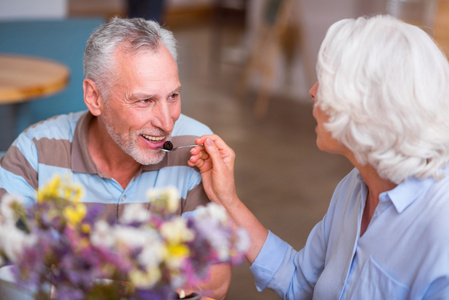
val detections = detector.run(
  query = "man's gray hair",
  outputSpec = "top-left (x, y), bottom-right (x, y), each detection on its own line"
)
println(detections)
top-left (83, 17), bottom-right (177, 98)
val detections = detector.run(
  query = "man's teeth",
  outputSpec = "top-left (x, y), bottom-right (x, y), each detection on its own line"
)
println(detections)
top-left (141, 134), bottom-right (165, 142)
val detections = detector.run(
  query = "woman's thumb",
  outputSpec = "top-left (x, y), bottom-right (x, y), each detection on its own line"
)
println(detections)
top-left (204, 138), bottom-right (226, 170)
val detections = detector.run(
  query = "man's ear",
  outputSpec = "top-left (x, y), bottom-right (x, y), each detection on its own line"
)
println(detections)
top-left (83, 78), bottom-right (104, 116)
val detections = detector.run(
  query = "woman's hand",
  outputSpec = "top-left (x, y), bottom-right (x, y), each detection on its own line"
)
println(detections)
top-left (188, 135), bottom-right (237, 208)
top-left (189, 134), bottom-right (269, 263)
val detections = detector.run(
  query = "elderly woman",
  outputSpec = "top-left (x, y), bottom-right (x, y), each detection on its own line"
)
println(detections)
top-left (188, 15), bottom-right (449, 299)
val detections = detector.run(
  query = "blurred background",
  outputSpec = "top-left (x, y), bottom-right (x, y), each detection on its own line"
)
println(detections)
top-left (1, 0), bottom-right (448, 298)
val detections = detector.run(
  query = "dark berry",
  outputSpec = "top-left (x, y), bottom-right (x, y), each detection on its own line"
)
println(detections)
top-left (163, 141), bottom-right (173, 151)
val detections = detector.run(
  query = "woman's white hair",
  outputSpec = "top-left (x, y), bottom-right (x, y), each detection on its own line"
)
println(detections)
top-left (317, 15), bottom-right (449, 184)
top-left (83, 17), bottom-right (177, 99)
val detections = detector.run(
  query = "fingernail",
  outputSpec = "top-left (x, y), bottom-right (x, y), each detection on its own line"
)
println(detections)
top-left (206, 138), bottom-right (213, 146)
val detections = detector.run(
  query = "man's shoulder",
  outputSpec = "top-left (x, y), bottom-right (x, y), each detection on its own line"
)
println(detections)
top-left (21, 111), bottom-right (87, 141)
top-left (172, 114), bottom-right (213, 137)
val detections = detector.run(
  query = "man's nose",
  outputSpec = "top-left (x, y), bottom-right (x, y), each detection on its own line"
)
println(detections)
top-left (153, 101), bottom-right (173, 132)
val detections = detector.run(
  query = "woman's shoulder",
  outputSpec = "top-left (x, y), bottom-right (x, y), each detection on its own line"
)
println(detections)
top-left (333, 168), bottom-right (363, 195)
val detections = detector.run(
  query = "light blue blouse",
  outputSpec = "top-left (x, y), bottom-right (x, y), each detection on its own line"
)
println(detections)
top-left (251, 167), bottom-right (449, 299)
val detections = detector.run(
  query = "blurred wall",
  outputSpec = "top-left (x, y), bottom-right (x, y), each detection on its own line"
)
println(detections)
top-left (238, 0), bottom-right (386, 101)
top-left (0, 0), bottom-right (68, 20)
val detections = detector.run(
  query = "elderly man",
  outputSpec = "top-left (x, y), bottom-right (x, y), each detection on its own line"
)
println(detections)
top-left (0, 17), bottom-right (230, 299)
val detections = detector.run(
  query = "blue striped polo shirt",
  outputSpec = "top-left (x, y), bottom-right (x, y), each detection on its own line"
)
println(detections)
top-left (0, 111), bottom-right (213, 218)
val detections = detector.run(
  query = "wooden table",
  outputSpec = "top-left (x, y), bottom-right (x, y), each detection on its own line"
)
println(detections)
top-left (0, 53), bottom-right (70, 104)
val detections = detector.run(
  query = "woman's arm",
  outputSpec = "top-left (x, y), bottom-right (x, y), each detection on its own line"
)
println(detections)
top-left (188, 135), bottom-right (268, 263)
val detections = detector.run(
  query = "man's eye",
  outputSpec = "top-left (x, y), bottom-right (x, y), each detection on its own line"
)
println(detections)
top-left (169, 93), bottom-right (179, 100)
top-left (140, 98), bottom-right (153, 103)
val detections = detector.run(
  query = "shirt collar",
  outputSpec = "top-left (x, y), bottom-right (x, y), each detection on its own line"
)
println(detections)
top-left (381, 175), bottom-right (435, 213)
top-left (356, 166), bottom-right (449, 214)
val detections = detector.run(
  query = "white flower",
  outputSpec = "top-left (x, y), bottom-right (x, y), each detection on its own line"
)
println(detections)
top-left (0, 223), bottom-right (36, 264)
top-left (112, 226), bottom-right (148, 249)
top-left (147, 186), bottom-right (180, 213)
top-left (160, 218), bottom-right (194, 244)
top-left (120, 203), bottom-right (150, 224)
top-left (138, 237), bottom-right (165, 269)
top-left (209, 231), bottom-right (231, 261)
top-left (236, 228), bottom-right (250, 253)
top-left (206, 203), bottom-right (228, 222)
top-left (90, 220), bottom-right (114, 248)
top-left (194, 203), bottom-right (228, 225)
top-left (0, 194), bottom-right (24, 224)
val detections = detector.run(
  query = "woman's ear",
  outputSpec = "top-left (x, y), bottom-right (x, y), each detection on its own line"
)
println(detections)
top-left (83, 78), bottom-right (103, 116)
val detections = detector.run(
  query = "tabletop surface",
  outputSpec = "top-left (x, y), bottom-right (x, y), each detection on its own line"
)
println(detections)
top-left (0, 53), bottom-right (70, 104)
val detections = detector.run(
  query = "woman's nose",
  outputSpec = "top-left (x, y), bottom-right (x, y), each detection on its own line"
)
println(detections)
top-left (309, 82), bottom-right (319, 98)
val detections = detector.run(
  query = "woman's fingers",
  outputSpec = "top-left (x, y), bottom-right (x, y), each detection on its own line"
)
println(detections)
top-left (189, 134), bottom-right (238, 207)
top-left (189, 134), bottom-right (235, 176)
top-left (202, 138), bottom-right (227, 173)
top-left (188, 145), bottom-right (210, 168)
top-left (197, 135), bottom-right (235, 161)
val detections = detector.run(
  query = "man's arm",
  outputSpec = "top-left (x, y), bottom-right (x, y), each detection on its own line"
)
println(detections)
top-left (0, 145), bottom-right (38, 207)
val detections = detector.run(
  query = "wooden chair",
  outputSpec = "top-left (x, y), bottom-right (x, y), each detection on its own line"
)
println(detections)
top-left (236, 0), bottom-right (313, 118)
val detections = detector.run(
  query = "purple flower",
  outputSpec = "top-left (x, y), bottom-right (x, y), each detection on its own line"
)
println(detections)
top-left (1, 182), bottom-right (249, 299)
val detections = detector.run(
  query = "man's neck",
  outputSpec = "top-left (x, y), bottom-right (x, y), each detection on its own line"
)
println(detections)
top-left (88, 117), bottom-right (141, 189)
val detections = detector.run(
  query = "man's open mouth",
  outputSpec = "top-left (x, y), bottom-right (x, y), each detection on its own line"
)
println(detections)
top-left (140, 134), bottom-right (165, 143)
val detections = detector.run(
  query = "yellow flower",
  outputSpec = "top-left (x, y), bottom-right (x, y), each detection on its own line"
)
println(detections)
top-left (167, 243), bottom-right (190, 258)
top-left (163, 243), bottom-right (190, 269)
top-left (81, 223), bottom-right (91, 234)
top-left (129, 268), bottom-right (161, 288)
top-left (37, 175), bottom-right (61, 203)
top-left (37, 174), bottom-right (85, 204)
top-left (63, 203), bottom-right (86, 226)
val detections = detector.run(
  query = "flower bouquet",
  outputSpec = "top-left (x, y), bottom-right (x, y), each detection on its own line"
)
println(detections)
top-left (0, 175), bottom-right (249, 299)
